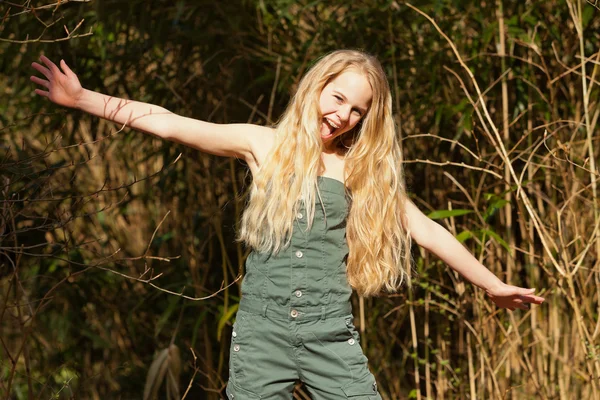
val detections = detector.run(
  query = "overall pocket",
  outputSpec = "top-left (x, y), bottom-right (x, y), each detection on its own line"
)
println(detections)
top-left (340, 315), bottom-right (368, 364)
top-left (340, 376), bottom-right (379, 399)
top-left (225, 380), bottom-right (262, 399)
top-left (229, 311), bottom-right (253, 384)
top-left (337, 316), bottom-right (380, 399)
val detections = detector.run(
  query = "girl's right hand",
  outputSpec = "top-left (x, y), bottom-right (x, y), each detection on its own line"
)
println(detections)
top-left (31, 55), bottom-right (83, 109)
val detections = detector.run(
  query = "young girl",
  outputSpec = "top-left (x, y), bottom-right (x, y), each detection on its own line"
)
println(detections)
top-left (31, 50), bottom-right (544, 399)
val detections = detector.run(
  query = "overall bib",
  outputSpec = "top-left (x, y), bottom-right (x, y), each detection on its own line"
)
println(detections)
top-left (226, 177), bottom-right (381, 400)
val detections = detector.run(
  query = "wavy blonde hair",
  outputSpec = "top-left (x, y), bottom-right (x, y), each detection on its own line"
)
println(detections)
top-left (237, 50), bottom-right (412, 297)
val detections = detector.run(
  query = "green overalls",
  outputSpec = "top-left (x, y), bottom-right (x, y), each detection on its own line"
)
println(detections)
top-left (226, 177), bottom-right (382, 400)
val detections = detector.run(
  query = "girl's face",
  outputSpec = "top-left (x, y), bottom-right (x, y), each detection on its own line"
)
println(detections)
top-left (319, 70), bottom-right (372, 142)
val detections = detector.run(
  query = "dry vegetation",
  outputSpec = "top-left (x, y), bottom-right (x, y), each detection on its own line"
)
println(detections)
top-left (0, 0), bottom-right (599, 399)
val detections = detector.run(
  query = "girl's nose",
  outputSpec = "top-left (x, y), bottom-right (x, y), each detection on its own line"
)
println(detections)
top-left (337, 105), bottom-right (352, 122)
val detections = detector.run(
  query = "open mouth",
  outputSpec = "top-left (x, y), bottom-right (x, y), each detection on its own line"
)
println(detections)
top-left (321, 118), bottom-right (340, 139)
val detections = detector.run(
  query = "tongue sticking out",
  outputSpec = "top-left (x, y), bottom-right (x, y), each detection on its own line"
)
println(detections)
top-left (321, 119), bottom-right (337, 139)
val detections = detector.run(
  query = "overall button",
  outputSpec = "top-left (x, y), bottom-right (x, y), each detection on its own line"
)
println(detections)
top-left (348, 338), bottom-right (355, 345)
top-left (290, 309), bottom-right (299, 318)
top-left (232, 331), bottom-right (237, 338)
top-left (295, 250), bottom-right (303, 258)
top-left (294, 290), bottom-right (302, 298)
top-left (233, 344), bottom-right (240, 352)
top-left (296, 212), bottom-right (303, 219)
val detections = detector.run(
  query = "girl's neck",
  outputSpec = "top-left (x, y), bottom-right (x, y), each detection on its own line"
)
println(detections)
top-left (323, 138), bottom-right (351, 156)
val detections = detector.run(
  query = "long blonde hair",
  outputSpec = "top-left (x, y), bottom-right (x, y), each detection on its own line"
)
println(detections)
top-left (237, 50), bottom-right (412, 297)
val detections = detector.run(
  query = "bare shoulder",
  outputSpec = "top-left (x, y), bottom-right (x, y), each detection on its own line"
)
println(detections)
top-left (245, 125), bottom-right (276, 176)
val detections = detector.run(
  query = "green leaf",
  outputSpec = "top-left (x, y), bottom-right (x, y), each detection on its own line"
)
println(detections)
top-left (480, 228), bottom-right (510, 252)
top-left (154, 295), bottom-right (181, 338)
top-left (190, 310), bottom-right (208, 348)
top-left (462, 111), bottom-right (472, 133)
top-left (583, 5), bottom-right (594, 28)
top-left (154, 232), bottom-right (174, 247)
top-left (456, 230), bottom-right (473, 243)
top-left (483, 194), bottom-right (510, 221)
top-left (427, 209), bottom-right (473, 219)
top-left (217, 303), bottom-right (239, 342)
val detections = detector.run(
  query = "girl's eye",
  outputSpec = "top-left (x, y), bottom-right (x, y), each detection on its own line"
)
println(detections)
top-left (353, 109), bottom-right (362, 117)
top-left (334, 95), bottom-right (343, 103)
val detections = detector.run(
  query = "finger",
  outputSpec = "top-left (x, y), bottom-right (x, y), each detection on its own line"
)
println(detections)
top-left (499, 285), bottom-right (532, 297)
top-left (60, 59), bottom-right (75, 77)
top-left (30, 75), bottom-right (50, 88)
top-left (40, 55), bottom-right (61, 75)
top-left (31, 62), bottom-right (52, 80)
top-left (519, 303), bottom-right (530, 311)
top-left (35, 89), bottom-right (49, 98)
top-left (519, 287), bottom-right (536, 295)
top-left (519, 294), bottom-right (545, 304)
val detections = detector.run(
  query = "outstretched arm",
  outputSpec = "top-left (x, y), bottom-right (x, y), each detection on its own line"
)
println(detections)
top-left (31, 55), bottom-right (270, 162)
top-left (404, 199), bottom-right (545, 310)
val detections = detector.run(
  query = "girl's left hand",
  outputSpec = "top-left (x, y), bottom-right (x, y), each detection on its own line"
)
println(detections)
top-left (486, 283), bottom-right (545, 311)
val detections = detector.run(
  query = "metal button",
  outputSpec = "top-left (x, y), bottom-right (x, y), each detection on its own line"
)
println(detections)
top-left (295, 250), bottom-right (303, 258)
top-left (294, 290), bottom-right (302, 298)
top-left (373, 382), bottom-right (377, 392)
top-left (233, 344), bottom-right (240, 352)
top-left (232, 331), bottom-right (237, 338)
top-left (296, 212), bottom-right (303, 219)
top-left (348, 338), bottom-right (355, 345)
top-left (290, 309), bottom-right (299, 318)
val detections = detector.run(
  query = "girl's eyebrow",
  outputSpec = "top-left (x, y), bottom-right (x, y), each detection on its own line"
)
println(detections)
top-left (333, 90), bottom-right (368, 114)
